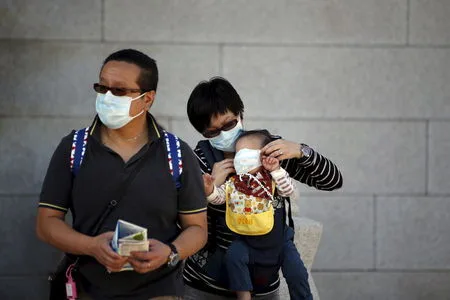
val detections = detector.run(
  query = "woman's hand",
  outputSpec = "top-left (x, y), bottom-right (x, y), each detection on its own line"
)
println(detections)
top-left (211, 158), bottom-right (235, 186)
top-left (261, 139), bottom-right (302, 161)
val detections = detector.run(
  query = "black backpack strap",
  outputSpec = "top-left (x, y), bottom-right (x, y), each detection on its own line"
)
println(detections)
top-left (70, 127), bottom-right (90, 176)
top-left (163, 131), bottom-right (183, 189)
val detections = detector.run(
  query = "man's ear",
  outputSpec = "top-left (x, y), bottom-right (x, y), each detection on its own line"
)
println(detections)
top-left (144, 91), bottom-right (156, 110)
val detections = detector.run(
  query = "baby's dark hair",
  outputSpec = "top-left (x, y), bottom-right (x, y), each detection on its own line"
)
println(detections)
top-left (236, 129), bottom-right (273, 148)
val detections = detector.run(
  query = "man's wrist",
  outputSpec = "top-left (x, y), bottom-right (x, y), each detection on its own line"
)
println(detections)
top-left (84, 235), bottom-right (97, 257)
top-left (167, 243), bottom-right (180, 267)
top-left (165, 243), bottom-right (172, 258)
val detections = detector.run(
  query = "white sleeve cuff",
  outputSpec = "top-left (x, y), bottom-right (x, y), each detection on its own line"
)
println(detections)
top-left (270, 167), bottom-right (288, 180)
top-left (206, 185), bottom-right (220, 202)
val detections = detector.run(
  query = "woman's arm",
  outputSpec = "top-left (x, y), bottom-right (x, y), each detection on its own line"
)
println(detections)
top-left (262, 139), bottom-right (343, 191)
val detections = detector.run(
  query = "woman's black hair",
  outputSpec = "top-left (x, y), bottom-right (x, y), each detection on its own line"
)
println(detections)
top-left (187, 77), bottom-right (244, 133)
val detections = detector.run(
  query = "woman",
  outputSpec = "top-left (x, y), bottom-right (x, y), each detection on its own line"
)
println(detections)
top-left (183, 77), bottom-right (343, 300)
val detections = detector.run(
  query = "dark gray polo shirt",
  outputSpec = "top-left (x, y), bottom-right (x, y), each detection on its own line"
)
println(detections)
top-left (39, 114), bottom-right (206, 299)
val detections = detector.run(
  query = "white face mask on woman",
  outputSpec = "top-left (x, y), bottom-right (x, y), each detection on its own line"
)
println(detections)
top-left (234, 148), bottom-right (262, 175)
top-left (208, 120), bottom-right (243, 152)
top-left (95, 91), bottom-right (146, 129)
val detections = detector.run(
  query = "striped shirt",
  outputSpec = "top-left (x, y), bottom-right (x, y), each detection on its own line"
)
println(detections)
top-left (183, 140), bottom-right (343, 296)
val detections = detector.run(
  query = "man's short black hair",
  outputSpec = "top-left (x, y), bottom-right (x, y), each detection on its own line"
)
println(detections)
top-left (102, 49), bottom-right (158, 92)
top-left (236, 129), bottom-right (273, 148)
top-left (187, 77), bottom-right (244, 133)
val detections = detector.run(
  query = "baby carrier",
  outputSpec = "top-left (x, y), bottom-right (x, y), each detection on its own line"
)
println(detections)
top-left (198, 140), bottom-right (296, 293)
top-left (225, 171), bottom-right (276, 236)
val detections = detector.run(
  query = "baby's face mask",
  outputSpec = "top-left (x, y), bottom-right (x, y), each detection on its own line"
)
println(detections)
top-left (234, 148), bottom-right (262, 175)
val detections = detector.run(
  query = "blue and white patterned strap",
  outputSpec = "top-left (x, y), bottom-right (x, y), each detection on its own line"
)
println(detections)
top-left (164, 131), bottom-right (183, 189)
top-left (70, 127), bottom-right (89, 176)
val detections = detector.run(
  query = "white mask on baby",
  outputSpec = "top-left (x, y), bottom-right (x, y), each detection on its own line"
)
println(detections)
top-left (234, 148), bottom-right (262, 175)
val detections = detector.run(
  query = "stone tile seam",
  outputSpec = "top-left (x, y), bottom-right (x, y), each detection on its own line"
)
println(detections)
top-left (101, 0), bottom-right (105, 43)
top-left (2, 115), bottom-right (450, 123)
top-left (406, 0), bottom-right (411, 45)
top-left (1, 38), bottom-right (450, 49)
top-left (218, 43), bottom-right (224, 76)
top-left (161, 117), bottom-right (450, 123)
top-left (312, 269), bottom-right (450, 273)
top-left (425, 120), bottom-right (430, 195)
top-left (373, 195), bottom-right (377, 270)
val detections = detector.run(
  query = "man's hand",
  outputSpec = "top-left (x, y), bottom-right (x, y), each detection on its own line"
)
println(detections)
top-left (128, 239), bottom-right (171, 274)
top-left (87, 232), bottom-right (128, 272)
top-left (262, 156), bottom-right (280, 172)
top-left (261, 139), bottom-right (302, 161)
top-left (203, 173), bottom-right (215, 196)
top-left (211, 158), bottom-right (235, 186)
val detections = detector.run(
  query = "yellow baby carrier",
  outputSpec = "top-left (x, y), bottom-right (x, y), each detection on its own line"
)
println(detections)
top-left (225, 172), bottom-right (275, 236)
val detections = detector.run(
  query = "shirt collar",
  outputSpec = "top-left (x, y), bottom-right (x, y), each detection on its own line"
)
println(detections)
top-left (89, 112), bottom-right (162, 143)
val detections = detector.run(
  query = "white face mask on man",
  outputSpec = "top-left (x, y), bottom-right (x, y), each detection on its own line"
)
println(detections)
top-left (234, 148), bottom-right (262, 175)
top-left (95, 91), bottom-right (146, 129)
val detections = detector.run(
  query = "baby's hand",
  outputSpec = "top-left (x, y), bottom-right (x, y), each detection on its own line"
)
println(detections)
top-left (262, 156), bottom-right (280, 172)
top-left (202, 174), bottom-right (215, 196)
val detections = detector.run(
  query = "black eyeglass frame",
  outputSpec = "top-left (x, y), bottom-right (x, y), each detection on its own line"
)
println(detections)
top-left (93, 83), bottom-right (147, 96)
top-left (202, 119), bottom-right (239, 138)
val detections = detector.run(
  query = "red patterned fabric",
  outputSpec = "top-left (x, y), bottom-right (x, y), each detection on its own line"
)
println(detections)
top-left (231, 169), bottom-right (273, 200)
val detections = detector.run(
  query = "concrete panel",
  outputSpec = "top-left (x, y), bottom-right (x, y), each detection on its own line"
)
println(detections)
top-left (0, 196), bottom-right (61, 276)
top-left (0, 276), bottom-right (48, 300)
top-left (170, 118), bottom-right (204, 149)
top-left (314, 272), bottom-right (450, 300)
top-left (410, 0), bottom-right (450, 45)
top-left (428, 122), bottom-right (450, 194)
top-left (0, 117), bottom-right (92, 194)
top-left (105, 0), bottom-right (407, 44)
top-left (0, 42), bottom-right (104, 116)
top-left (223, 47), bottom-right (450, 119)
top-left (300, 196), bottom-right (373, 269)
top-left (133, 46), bottom-right (220, 118)
top-left (377, 197), bottom-right (450, 269)
top-left (0, 41), bottom-right (219, 117)
top-left (244, 119), bottom-right (426, 194)
top-left (0, 0), bottom-right (101, 40)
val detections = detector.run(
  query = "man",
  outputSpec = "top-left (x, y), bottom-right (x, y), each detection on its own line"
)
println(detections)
top-left (183, 77), bottom-right (343, 299)
top-left (37, 49), bottom-right (208, 300)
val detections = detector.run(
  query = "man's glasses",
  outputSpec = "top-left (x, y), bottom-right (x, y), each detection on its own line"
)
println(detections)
top-left (203, 119), bottom-right (239, 138)
top-left (93, 83), bottom-right (144, 97)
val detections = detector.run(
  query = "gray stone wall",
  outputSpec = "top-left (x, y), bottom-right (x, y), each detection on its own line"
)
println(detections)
top-left (0, 1), bottom-right (449, 299)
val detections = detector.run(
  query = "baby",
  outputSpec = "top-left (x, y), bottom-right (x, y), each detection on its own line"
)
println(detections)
top-left (203, 129), bottom-right (298, 300)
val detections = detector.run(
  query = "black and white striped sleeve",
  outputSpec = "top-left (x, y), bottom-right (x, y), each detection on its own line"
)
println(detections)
top-left (281, 145), bottom-right (343, 191)
top-left (193, 146), bottom-right (211, 174)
